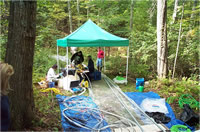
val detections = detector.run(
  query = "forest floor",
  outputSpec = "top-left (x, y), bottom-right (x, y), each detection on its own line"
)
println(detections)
top-left (28, 76), bottom-right (199, 131)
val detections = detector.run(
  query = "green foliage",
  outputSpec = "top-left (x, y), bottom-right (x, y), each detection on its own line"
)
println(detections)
top-left (33, 49), bottom-right (56, 82)
top-left (0, 1), bottom-right (9, 61)
top-left (106, 56), bottom-right (127, 76)
top-left (167, 0), bottom-right (199, 78)
top-left (148, 77), bottom-right (199, 107)
top-left (32, 85), bottom-right (62, 130)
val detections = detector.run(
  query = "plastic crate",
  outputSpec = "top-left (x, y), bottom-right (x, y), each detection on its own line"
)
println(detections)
top-left (94, 71), bottom-right (101, 80)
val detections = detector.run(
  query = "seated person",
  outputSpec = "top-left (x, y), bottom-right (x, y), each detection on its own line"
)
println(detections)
top-left (86, 55), bottom-right (94, 81)
top-left (46, 64), bottom-right (59, 82)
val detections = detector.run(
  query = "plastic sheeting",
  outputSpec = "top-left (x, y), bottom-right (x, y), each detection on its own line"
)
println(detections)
top-left (125, 92), bottom-right (195, 131)
top-left (140, 98), bottom-right (169, 114)
top-left (51, 55), bottom-right (68, 62)
top-left (56, 95), bottom-right (111, 132)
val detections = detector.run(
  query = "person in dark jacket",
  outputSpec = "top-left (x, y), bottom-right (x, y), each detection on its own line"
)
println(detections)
top-left (71, 51), bottom-right (84, 65)
top-left (86, 55), bottom-right (94, 81)
top-left (87, 55), bottom-right (94, 73)
top-left (0, 62), bottom-right (14, 131)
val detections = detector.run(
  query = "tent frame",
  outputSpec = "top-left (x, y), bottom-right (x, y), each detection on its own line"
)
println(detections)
top-left (57, 46), bottom-right (129, 85)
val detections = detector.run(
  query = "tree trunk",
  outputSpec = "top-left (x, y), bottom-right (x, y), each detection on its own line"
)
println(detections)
top-left (108, 47), bottom-right (111, 57)
top-left (87, 0), bottom-right (91, 19)
top-left (5, 0), bottom-right (36, 130)
top-left (148, 0), bottom-right (156, 23)
top-left (130, 0), bottom-right (134, 30)
top-left (77, 0), bottom-right (80, 26)
top-left (98, 8), bottom-right (100, 25)
top-left (68, 0), bottom-right (77, 54)
top-left (157, 0), bottom-right (168, 78)
top-left (68, 0), bottom-right (73, 33)
top-left (172, 0), bottom-right (179, 24)
top-left (190, 0), bottom-right (197, 20)
top-left (190, 0), bottom-right (197, 29)
top-left (172, 2), bottom-right (185, 78)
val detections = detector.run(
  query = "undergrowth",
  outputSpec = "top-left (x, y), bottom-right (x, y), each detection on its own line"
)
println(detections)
top-left (30, 85), bottom-right (62, 131)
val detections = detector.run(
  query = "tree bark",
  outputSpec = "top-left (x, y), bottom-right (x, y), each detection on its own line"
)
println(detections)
top-left (68, 0), bottom-right (77, 54)
top-left (148, 0), bottom-right (156, 22)
top-left (130, 0), bottom-right (134, 30)
top-left (5, 0), bottom-right (36, 130)
top-left (87, 0), bottom-right (91, 19)
top-left (108, 47), bottom-right (111, 57)
top-left (98, 8), bottom-right (100, 25)
top-left (172, 0), bottom-right (179, 24)
top-left (190, 0), bottom-right (197, 28)
top-left (157, 0), bottom-right (168, 78)
top-left (77, 0), bottom-right (80, 26)
top-left (68, 0), bottom-right (73, 33)
top-left (190, 0), bottom-right (197, 20)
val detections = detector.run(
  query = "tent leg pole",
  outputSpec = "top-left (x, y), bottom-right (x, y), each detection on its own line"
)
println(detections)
top-left (104, 47), bottom-right (106, 72)
top-left (126, 46), bottom-right (129, 85)
top-left (57, 46), bottom-right (59, 73)
top-left (67, 47), bottom-right (69, 75)
top-left (66, 47), bottom-right (69, 90)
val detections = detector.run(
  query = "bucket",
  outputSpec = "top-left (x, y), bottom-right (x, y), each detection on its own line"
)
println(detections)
top-left (139, 86), bottom-right (144, 92)
top-left (48, 82), bottom-right (55, 88)
top-left (136, 78), bottom-right (144, 90)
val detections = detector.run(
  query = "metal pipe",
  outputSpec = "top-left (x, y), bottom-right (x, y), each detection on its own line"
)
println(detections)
top-left (104, 47), bottom-right (106, 72)
top-left (126, 46), bottom-right (129, 85)
top-left (66, 47), bottom-right (69, 90)
top-left (62, 87), bottom-right (137, 131)
top-left (104, 76), bottom-right (144, 132)
top-left (104, 74), bottom-right (165, 132)
top-left (57, 46), bottom-right (59, 73)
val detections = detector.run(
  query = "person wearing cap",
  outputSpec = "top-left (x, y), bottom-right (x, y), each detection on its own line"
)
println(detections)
top-left (47, 64), bottom-right (59, 82)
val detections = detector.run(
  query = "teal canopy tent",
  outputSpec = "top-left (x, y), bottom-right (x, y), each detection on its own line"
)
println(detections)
top-left (56, 19), bottom-right (129, 84)
top-left (57, 19), bottom-right (129, 47)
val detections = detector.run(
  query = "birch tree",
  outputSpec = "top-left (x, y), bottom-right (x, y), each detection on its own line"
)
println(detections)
top-left (157, 0), bottom-right (168, 78)
top-left (68, 0), bottom-right (77, 54)
top-left (190, 0), bottom-right (197, 29)
top-left (77, 0), bottom-right (80, 26)
top-left (68, 0), bottom-right (72, 33)
top-left (172, 2), bottom-right (185, 78)
top-left (172, 0), bottom-right (179, 24)
top-left (148, 0), bottom-right (156, 23)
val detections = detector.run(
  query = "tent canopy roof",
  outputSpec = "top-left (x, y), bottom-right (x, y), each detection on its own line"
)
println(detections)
top-left (57, 19), bottom-right (129, 47)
